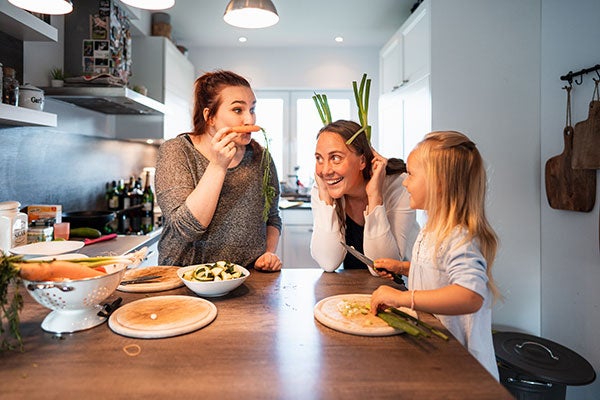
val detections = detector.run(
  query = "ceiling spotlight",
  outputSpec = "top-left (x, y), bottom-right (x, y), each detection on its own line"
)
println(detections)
top-left (224, 0), bottom-right (279, 29)
top-left (335, 36), bottom-right (344, 43)
top-left (8, 0), bottom-right (73, 15)
top-left (120, 0), bottom-right (175, 11)
top-left (238, 37), bottom-right (248, 43)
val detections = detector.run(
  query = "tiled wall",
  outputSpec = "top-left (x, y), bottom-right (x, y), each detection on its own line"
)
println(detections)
top-left (0, 126), bottom-right (158, 212)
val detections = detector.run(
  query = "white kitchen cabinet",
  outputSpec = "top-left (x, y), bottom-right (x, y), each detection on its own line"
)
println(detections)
top-left (0, 3), bottom-right (58, 127)
top-left (129, 36), bottom-right (195, 140)
top-left (379, 2), bottom-right (429, 94)
top-left (279, 207), bottom-right (319, 269)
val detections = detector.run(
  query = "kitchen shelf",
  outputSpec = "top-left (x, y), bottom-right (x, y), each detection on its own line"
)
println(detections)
top-left (0, 3), bottom-right (57, 42)
top-left (0, 103), bottom-right (57, 127)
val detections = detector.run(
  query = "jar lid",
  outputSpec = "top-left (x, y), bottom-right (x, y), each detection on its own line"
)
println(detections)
top-left (493, 331), bottom-right (596, 385)
top-left (19, 83), bottom-right (43, 93)
top-left (0, 201), bottom-right (21, 211)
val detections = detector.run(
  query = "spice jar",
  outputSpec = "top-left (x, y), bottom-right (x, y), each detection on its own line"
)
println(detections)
top-left (2, 66), bottom-right (19, 106)
top-left (0, 201), bottom-right (28, 251)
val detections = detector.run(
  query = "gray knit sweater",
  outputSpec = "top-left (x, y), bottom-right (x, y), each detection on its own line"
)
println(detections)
top-left (155, 134), bottom-right (281, 267)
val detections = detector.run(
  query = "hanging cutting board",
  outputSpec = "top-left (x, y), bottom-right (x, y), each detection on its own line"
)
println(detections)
top-left (108, 295), bottom-right (217, 339)
top-left (572, 100), bottom-right (600, 169)
top-left (545, 126), bottom-right (596, 212)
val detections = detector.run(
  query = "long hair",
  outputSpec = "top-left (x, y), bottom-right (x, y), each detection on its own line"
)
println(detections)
top-left (317, 120), bottom-right (407, 232)
top-left (415, 131), bottom-right (500, 300)
top-left (190, 70), bottom-right (262, 158)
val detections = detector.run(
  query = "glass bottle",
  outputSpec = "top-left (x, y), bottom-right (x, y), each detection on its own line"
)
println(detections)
top-left (2, 66), bottom-right (19, 106)
top-left (141, 170), bottom-right (154, 234)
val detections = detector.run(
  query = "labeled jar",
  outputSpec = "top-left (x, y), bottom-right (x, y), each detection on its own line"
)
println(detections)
top-left (2, 66), bottom-right (19, 106)
top-left (0, 201), bottom-right (28, 251)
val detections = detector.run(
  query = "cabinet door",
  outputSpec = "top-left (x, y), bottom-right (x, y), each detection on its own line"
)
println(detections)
top-left (401, 5), bottom-right (429, 86)
top-left (282, 225), bottom-right (319, 268)
top-left (380, 33), bottom-right (404, 93)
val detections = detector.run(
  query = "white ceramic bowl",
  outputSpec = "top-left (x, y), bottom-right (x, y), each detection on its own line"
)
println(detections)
top-left (177, 263), bottom-right (250, 297)
top-left (22, 263), bottom-right (127, 333)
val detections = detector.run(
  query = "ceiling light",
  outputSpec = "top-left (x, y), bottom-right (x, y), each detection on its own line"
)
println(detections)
top-left (8, 0), bottom-right (73, 15)
top-left (238, 37), bottom-right (248, 43)
top-left (224, 0), bottom-right (279, 29)
top-left (120, 0), bottom-right (175, 11)
top-left (335, 36), bottom-right (344, 43)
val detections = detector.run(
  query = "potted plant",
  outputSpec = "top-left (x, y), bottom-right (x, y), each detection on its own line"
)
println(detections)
top-left (49, 67), bottom-right (64, 87)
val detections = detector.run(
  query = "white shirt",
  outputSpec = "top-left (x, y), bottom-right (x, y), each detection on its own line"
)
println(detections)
top-left (408, 228), bottom-right (499, 380)
top-left (310, 173), bottom-right (420, 273)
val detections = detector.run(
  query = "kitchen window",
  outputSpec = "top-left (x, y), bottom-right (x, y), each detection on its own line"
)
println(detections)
top-left (255, 90), bottom-right (356, 189)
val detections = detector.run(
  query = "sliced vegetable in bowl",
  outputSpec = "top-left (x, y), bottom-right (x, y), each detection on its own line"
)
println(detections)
top-left (177, 261), bottom-right (250, 297)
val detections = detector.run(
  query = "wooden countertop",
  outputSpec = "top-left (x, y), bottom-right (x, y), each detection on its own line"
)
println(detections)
top-left (1, 269), bottom-right (512, 399)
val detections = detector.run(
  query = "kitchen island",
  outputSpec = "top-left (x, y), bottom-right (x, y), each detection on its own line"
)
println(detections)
top-left (1, 269), bottom-right (511, 399)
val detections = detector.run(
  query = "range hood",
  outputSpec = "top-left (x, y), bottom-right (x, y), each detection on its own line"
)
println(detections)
top-left (43, 86), bottom-right (166, 115)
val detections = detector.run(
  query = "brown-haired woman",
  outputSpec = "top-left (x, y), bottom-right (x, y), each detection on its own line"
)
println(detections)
top-left (155, 70), bottom-right (282, 271)
top-left (310, 120), bottom-right (419, 275)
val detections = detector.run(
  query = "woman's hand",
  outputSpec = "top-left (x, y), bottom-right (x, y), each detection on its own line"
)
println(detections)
top-left (314, 172), bottom-right (333, 205)
top-left (370, 285), bottom-right (406, 315)
top-left (210, 127), bottom-right (239, 168)
top-left (254, 251), bottom-right (282, 272)
top-left (365, 149), bottom-right (387, 211)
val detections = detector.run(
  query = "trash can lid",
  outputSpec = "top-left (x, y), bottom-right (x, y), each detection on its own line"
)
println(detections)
top-left (493, 331), bottom-right (596, 386)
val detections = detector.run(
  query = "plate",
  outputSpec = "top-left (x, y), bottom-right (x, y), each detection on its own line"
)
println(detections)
top-left (28, 253), bottom-right (89, 262)
top-left (314, 294), bottom-right (417, 337)
top-left (10, 241), bottom-right (84, 256)
top-left (108, 295), bottom-right (217, 339)
top-left (117, 265), bottom-right (184, 293)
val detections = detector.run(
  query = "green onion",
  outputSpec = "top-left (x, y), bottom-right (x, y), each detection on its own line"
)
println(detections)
top-left (312, 92), bottom-right (332, 126)
top-left (348, 73), bottom-right (372, 144)
top-left (390, 307), bottom-right (449, 341)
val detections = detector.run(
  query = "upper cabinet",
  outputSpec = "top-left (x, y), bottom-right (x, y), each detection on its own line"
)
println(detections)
top-left (0, 2), bottom-right (58, 127)
top-left (129, 36), bottom-right (195, 140)
top-left (379, 2), bottom-right (430, 94)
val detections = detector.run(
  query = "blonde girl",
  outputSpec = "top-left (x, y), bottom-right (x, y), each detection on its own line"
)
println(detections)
top-left (370, 131), bottom-right (500, 379)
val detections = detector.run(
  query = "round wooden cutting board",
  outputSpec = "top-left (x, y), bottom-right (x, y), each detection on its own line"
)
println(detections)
top-left (108, 295), bottom-right (217, 339)
top-left (117, 266), bottom-right (184, 293)
top-left (314, 294), bottom-right (416, 337)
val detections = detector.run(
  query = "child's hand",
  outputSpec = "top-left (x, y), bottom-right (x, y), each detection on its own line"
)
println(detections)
top-left (373, 258), bottom-right (409, 278)
top-left (370, 285), bottom-right (405, 314)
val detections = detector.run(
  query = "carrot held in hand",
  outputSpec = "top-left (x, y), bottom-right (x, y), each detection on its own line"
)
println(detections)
top-left (231, 125), bottom-right (262, 133)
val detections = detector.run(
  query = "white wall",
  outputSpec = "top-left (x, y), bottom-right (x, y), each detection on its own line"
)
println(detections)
top-left (541, 1), bottom-right (600, 398)
top-left (429, 1), bottom-right (542, 334)
top-left (187, 46), bottom-right (381, 144)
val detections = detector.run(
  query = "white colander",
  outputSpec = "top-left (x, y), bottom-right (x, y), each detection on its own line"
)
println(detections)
top-left (22, 264), bottom-right (127, 333)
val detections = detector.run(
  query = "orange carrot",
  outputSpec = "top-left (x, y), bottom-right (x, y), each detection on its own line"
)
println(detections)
top-left (18, 261), bottom-right (106, 282)
top-left (231, 125), bottom-right (261, 133)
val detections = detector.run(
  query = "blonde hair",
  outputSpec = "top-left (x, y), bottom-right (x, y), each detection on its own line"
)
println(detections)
top-left (414, 131), bottom-right (500, 300)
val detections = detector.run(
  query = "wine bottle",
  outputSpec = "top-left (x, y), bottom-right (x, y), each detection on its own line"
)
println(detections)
top-left (141, 170), bottom-right (154, 234)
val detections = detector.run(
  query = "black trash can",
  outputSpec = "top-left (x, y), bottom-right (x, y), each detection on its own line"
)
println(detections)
top-left (493, 331), bottom-right (596, 400)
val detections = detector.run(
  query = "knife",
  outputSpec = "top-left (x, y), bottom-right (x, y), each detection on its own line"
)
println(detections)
top-left (120, 275), bottom-right (162, 285)
top-left (340, 241), bottom-right (407, 289)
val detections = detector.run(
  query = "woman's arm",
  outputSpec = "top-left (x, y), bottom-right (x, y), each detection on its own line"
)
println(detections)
top-left (310, 185), bottom-right (345, 272)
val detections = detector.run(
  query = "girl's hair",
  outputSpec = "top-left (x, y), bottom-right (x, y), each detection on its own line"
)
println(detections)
top-left (189, 69), bottom-right (262, 158)
top-left (317, 120), bottom-right (407, 232)
top-left (415, 131), bottom-right (500, 299)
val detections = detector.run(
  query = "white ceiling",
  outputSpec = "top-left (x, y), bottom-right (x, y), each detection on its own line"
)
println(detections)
top-left (163, 0), bottom-right (415, 49)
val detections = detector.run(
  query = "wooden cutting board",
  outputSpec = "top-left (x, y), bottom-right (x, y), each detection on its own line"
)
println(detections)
top-left (572, 100), bottom-right (600, 169)
top-left (108, 295), bottom-right (217, 339)
top-left (545, 126), bottom-right (596, 212)
top-left (313, 294), bottom-right (416, 337)
top-left (117, 266), bottom-right (184, 293)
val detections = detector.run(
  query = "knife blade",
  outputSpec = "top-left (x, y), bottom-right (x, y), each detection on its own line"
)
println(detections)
top-left (339, 242), bottom-right (407, 289)
top-left (120, 275), bottom-right (162, 285)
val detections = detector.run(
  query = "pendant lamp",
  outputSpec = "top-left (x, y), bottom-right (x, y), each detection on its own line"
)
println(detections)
top-left (8, 0), bottom-right (73, 15)
top-left (224, 0), bottom-right (279, 29)
top-left (119, 0), bottom-right (175, 11)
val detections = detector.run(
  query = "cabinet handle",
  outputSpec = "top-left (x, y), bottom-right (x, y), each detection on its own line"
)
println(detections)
top-left (392, 80), bottom-right (410, 91)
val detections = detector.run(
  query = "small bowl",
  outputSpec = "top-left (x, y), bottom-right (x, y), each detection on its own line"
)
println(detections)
top-left (177, 263), bottom-right (250, 297)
